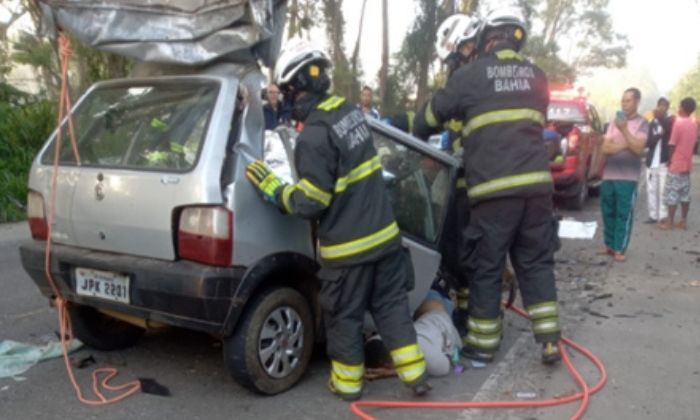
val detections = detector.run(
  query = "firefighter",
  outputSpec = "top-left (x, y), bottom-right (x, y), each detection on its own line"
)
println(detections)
top-left (245, 39), bottom-right (429, 400)
top-left (413, 6), bottom-right (562, 364)
top-left (430, 13), bottom-right (482, 337)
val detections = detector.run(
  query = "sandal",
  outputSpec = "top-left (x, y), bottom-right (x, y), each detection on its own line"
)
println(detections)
top-left (657, 222), bottom-right (673, 230)
top-left (676, 220), bottom-right (687, 230)
top-left (613, 252), bottom-right (626, 263)
top-left (596, 247), bottom-right (614, 256)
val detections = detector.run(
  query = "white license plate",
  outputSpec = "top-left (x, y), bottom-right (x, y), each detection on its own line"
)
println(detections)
top-left (75, 267), bottom-right (130, 304)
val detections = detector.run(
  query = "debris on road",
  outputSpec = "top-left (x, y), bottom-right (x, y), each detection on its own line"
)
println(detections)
top-left (589, 293), bottom-right (613, 302)
top-left (515, 391), bottom-right (538, 400)
top-left (583, 308), bottom-right (609, 319)
top-left (74, 354), bottom-right (96, 369)
top-left (0, 339), bottom-right (83, 378)
top-left (470, 360), bottom-right (487, 369)
top-left (558, 219), bottom-right (598, 239)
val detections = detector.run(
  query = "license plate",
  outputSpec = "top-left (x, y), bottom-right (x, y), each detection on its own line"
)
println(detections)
top-left (75, 267), bottom-right (130, 304)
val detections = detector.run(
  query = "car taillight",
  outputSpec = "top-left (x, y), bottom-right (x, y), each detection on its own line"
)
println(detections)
top-left (178, 206), bottom-right (233, 267)
top-left (27, 191), bottom-right (48, 240)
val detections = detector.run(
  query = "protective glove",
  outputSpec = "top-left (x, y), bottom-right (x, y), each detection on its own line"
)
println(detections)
top-left (245, 160), bottom-right (286, 208)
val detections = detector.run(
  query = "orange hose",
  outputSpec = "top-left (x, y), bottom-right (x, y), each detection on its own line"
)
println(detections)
top-left (350, 304), bottom-right (607, 420)
top-left (43, 32), bottom-right (141, 406)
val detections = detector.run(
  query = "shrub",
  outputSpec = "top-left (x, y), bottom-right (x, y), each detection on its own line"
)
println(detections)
top-left (0, 89), bottom-right (56, 222)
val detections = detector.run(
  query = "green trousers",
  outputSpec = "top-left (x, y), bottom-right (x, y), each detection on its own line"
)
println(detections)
top-left (600, 180), bottom-right (638, 253)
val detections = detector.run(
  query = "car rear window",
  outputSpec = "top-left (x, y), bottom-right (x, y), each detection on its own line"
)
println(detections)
top-left (547, 101), bottom-right (586, 123)
top-left (41, 80), bottom-right (219, 171)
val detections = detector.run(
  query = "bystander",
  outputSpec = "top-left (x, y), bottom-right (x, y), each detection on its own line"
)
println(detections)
top-left (658, 97), bottom-right (698, 231)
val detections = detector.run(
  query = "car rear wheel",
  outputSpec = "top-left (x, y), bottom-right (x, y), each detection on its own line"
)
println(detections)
top-left (588, 183), bottom-right (601, 197)
top-left (223, 287), bottom-right (314, 395)
top-left (68, 303), bottom-right (145, 350)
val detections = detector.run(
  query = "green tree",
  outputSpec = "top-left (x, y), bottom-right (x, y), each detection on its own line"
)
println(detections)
top-left (670, 55), bottom-right (700, 110)
top-left (519, 0), bottom-right (630, 83)
top-left (286, 0), bottom-right (320, 40)
top-left (321, 0), bottom-right (354, 100)
top-left (389, 0), bottom-right (452, 110)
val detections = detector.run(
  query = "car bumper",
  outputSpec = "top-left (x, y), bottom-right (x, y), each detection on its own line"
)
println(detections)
top-left (19, 240), bottom-right (246, 335)
top-left (550, 157), bottom-right (582, 197)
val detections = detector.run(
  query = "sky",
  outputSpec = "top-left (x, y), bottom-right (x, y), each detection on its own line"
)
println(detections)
top-left (342, 0), bottom-right (700, 95)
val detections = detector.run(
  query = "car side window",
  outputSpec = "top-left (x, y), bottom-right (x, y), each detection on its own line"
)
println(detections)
top-left (371, 130), bottom-right (451, 245)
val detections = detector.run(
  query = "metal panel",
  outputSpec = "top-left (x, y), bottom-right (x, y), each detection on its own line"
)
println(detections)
top-left (39, 0), bottom-right (287, 66)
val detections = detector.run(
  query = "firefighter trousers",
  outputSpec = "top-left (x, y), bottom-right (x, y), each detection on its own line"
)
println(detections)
top-left (463, 195), bottom-right (561, 354)
top-left (319, 249), bottom-right (427, 396)
top-left (440, 183), bottom-right (472, 335)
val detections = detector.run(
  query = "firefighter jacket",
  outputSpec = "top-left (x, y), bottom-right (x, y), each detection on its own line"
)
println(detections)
top-left (280, 94), bottom-right (401, 267)
top-left (414, 46), bottom-right (553, 205)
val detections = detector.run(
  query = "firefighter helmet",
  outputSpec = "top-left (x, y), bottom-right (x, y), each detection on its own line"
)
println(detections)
top-left (478, 6), bottom-right (528, 52)
top-left (274, 38), bottom-right (332, 91)
top-left (435, 14), bottom-right (481, 61)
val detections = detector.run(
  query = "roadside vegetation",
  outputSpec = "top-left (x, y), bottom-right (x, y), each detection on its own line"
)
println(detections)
top-left (0, 84), bottom-right (54, 222)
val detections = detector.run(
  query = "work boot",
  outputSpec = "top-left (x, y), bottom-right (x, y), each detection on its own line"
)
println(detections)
top-left (328, 379), bottom-right (362, 402)
top-left (406, 375), bottom-right (431, 397)
top-left (541, 341), bottom-right (561, 364)
top-left (460, 346), bottom-right (495, 363)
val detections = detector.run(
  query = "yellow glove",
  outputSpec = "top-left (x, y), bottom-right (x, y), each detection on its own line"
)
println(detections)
top-left (245, 160), bottom-right (285, 207)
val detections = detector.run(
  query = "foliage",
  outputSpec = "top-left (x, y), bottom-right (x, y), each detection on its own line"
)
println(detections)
top-left (286, 0), bottom-right (321, 40)
top-left (580, 67), bottom-right (662, 123)
top-left (383, 0), bottom-right (450, 112)
top-left (516, 0), bottom-right (630, 83)
top-left (11, 30), bottom-right (61, 98)
top-left (0, 86), bottom-right (55, 222)
top-left (670, 55), bottom-right (700, 112)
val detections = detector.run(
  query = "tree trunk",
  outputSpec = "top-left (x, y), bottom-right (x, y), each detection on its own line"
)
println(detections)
top-left (378, 0), bottom-right (389, 112)
top-left (349, 0), bottom-right (368, 103)
top-left (415, 0), bottom-right (438, 108)
top-left (546, 0), bottom-right (567, 46)
top-left (322, 0), bottom-right (352, 98)
top-left (287, 0), bottom-right (299, 39)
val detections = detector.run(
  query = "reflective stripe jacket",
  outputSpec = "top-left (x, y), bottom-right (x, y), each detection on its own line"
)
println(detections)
top-left (280, 95), bottom-right (401, 267)
top-left (414, 47), bottom-right (552, 204)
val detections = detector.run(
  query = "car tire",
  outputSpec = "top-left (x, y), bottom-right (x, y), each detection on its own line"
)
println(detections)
top-left (68, 304), bottom-right (145, 351)
top-left (588, 184), bottom-right (600, 197)
top-left (565, 182), bottom-right (587, 210)
top-left (223, 287), bottom-right (314, 395)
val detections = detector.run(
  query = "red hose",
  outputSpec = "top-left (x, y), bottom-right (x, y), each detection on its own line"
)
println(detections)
top-left (350, 303), bottom-right (607, 420)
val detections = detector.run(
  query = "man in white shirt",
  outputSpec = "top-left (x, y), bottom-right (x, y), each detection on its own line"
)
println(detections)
top-left (644, 97), bottom-right (673, 223)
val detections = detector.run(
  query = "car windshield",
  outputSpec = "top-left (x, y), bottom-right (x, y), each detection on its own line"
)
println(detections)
top-left (547, 101), bottom-right (586, 123)
top-left (41, 80), bottom-right (219, 172)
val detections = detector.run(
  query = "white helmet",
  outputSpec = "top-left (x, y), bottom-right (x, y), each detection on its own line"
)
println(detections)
top-left (274, 38), bottom-right (332, 87)
top-left (435, 14), bottom-right (481, 61)
top-left (478, 5), bottom-right (527, 51)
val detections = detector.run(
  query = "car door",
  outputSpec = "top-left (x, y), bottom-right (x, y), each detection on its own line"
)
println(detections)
top-left (367, 119), bottom-right (460, 310)
top-left (587, 104), bottom-right (605, 180)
